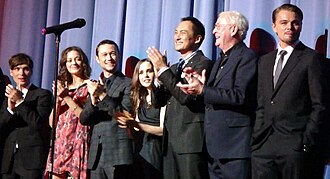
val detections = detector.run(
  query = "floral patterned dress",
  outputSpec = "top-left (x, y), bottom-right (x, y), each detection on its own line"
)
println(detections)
top-left (45, 84), bottom-right (90, 179)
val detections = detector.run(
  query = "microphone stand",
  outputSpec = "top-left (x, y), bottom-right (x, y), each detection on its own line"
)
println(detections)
top-left (42, 18), bottom-right (86, 178)
top-left (48, 32), bottom-right (61, 179)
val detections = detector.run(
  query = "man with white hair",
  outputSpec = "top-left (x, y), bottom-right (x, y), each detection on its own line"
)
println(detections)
top-left (178, 11), bottom-right (258, 179)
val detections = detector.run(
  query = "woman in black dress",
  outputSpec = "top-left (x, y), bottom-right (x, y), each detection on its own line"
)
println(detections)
top-left (117, 59), bottom-right (164, 179)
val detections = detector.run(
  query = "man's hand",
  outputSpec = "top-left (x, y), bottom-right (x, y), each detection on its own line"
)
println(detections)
top-left (177, 68), bottom-right (207, 95)
top-left (87, 80), bottom-right (106, 105)
top-left (5, 84), bottom-right (23, 110)
top-left (146, 47), bottom-right (168, 73)
top-left (182, 67), bottom-right (206, 84)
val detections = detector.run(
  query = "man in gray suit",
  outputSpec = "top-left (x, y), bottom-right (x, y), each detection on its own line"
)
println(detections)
top-left (80, 40), bottom-right (133, 179)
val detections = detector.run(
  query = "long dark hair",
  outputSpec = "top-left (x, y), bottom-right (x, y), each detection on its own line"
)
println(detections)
top-left (130, 59), bottom-right (155, 115)
top-left (59, 46), bottom-right (91, 84)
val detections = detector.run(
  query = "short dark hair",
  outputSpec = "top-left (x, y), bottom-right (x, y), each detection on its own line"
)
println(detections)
top-left (272, 4), bottom-right (303, 23)
top-left (59, 46), bottom-right (91, 84)
top-left (96, 39), bottom-right (120, 56)
top-left (181, 16), bottom-right (205, 46)
top-left (9, 53), bottom-right (33, 71)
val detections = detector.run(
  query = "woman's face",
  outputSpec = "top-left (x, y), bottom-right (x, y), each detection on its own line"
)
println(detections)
top-left (138, 61), bottom-right (154, 89)
top-left (66, 50), bottom-right (83, 76)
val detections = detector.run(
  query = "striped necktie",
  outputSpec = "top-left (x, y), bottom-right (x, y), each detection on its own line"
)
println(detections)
top-left (273, 50), bottom-right (287, 88)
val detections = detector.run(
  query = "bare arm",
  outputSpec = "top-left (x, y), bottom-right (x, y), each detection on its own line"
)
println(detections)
top-left (115, 110), bottom-right (163, 136)
top-left (138, 123), bottom-right (163, 136)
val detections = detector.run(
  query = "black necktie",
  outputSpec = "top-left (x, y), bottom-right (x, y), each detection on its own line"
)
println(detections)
top-left (273, 50), bottom-right (287, 88)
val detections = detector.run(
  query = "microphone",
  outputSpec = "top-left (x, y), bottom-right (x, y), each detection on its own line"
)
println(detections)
top-left (42, 18), bottom-right (86, 35)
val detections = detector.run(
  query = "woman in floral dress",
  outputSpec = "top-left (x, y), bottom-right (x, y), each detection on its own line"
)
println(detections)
top-left (45, 46), bottom-right (91, 179)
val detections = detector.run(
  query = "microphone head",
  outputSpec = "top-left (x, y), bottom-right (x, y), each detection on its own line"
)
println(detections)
top-left (76, 18), bottom-right (86, 28)
top-left (41, 18), bottom-right (86, 35)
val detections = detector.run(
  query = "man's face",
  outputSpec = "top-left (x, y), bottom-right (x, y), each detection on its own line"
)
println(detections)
top-left (212, 14), bottom-right (234, 51)
top-left (174, 21), bottom-right (199, 57)
top-left (10, 64), bottom-right (32, 88)
top-left (272, 9), bottom-right (302, 47)
top-left (96, 44), bottom-right (119, 74)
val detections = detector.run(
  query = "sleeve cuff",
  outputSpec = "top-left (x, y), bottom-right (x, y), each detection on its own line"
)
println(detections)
top-left (157, 67), bottom-right (169, 77)
top-left (7, 107), bottom-right (14, 115)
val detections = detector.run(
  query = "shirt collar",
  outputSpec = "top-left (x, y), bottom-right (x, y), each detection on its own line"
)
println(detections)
top-left (99, 71), bottom-right (118, 87)
top-left (181, 50), bottom-right (199, 61)
top-left (277, 40), bottom-right (300, 56)
top-left (17, 83), bottom-right (31, 98)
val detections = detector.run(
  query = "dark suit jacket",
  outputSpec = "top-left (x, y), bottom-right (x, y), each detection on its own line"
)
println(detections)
top-left (0, 68), bottom-right (5, 107)
top-left (158, 50), bottom-right (213, 154)
top-left (252, 42), bottom-right (327, 154)
top-left (203, 42), bottom-right (257, 159)
top-left (0, 84), bottom-right (52, 173)
top-left (80, 72), bottom-right (133, 169)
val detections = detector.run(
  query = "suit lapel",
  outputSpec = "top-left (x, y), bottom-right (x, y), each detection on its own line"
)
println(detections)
top-left (24, 84), bottom-right (37, 100)
top-left (212, 43), bottom-right (243, 86)
top-left (214, 53), bottom-right (237, 85)
top-left (186, 50), bottom-right (208, 68)
top-left (207, 57), bottom-right (220, 86)
top-left (185, 51), bottom-right (202, 68)
top-left (272, 43), bottom-right (304, 95)
top-left (265, 51), bottom-right (277, 94)
top-left (107, 76), bottom-right (119, 96)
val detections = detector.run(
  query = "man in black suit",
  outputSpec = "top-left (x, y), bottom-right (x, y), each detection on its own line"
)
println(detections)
top-left (147, 17), bottom-right (212, 179)
top-left (177, 11), bottom-right (257, 179)
top-left (0, 53), bottom-right (52, 179)
top-left (0, 67), bottom-right (5, 177)
top-left (251, 4), bottom-right (328, 179)
top-left (80, 40), bottom-right (133, 179)
top-left (0, 67), bottom-right (5, 107)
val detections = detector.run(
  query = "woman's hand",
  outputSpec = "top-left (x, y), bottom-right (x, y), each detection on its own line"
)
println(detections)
top-left (114, 110), bottom-right (135, 128)
top-left (52, 80), bottom-right (69, 100)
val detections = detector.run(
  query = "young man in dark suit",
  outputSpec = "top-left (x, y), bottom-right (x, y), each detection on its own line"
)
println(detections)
top-left (147, 17), bottom-right (213, 179)
top-left (177, 11), bottom-right (257, 179)
top-left (251, 4), bottom-right (328, 179)
top-left (0, 67), bottom-right (5, 176)
top-left (0, 53), bottom-right (52, 179)
top-left (80, 40), bottom-right (133, 179)
top-left (0, 67), bottom-right (5, 107)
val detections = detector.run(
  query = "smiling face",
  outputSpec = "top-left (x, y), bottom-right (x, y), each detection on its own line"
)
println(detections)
top-left (10, 64), bottom-right (32, 88)
top-left (212, 14), bottom-right (235, 52)
top-left (174, 21), bottom-right (200, 57)
top-left (138, 61), bottom-right (154, 89)
top-left (272, 9), bottom-right (302, 48)
top-left (96, 44), bottom-right (119, 77)
top-left (66, 50), bottom-right (83, 76)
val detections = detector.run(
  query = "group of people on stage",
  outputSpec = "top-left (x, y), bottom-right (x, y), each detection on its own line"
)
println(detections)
top-left (0, 3), bottom-right (329, 179)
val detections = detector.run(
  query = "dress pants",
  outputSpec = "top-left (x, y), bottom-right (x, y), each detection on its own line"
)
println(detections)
top-left (90, 165), bottom-right (132, 179)
top-left (2, 151), bottom-right (43, 179)
top-left (208, 158), bottom-right (251, 179)
top-left (163, 142), bottom-right (209, 179)
top-left (140, 157), bottom-right (162, 179)
top-left (252, 132), bottom-right (324, 179)
top-left (90, 143), bottom-right (132, 179)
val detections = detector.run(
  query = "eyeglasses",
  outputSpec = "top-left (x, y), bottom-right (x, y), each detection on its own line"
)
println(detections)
top-left (214, 24), bottom-right (233, 30)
